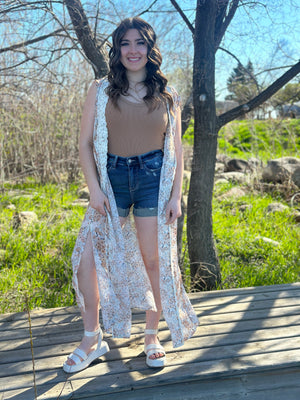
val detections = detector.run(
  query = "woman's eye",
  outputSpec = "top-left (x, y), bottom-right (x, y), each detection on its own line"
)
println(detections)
top-left (137, 41), bottom-right (145, 45)
top-left (120, 43), bottom-right (128, 46)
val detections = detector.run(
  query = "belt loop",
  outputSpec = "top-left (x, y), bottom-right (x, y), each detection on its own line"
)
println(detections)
top-left (138, 155), bottom-right (144, 169)
top-left (113, 155), bottom-right (118, 168)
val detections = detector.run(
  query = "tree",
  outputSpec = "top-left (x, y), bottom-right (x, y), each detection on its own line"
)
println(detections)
top-left (226, 60), bottom-right (258, 104)
top-left (2, 0), bottom-right (300, 290)
top-left (173, 0), bottom-right (300, 290)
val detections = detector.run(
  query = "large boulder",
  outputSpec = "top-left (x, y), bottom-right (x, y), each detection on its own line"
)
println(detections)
top-left (262, 157), bottom-right (300, 184)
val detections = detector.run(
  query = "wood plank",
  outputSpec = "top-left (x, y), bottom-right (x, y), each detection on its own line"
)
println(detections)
top-left (2, 323), bottom-right (300, 365)
top-left (1, 283), bottom-right (299, 324)
top-left (1, 297), bottom-right (300, 338)
top-left (1, 284), bottom-right (300, 400)
top-left (1, 349), bottom-right (300, 400)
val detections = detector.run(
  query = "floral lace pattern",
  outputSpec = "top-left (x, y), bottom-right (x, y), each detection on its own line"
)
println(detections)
top-left (71, 78), bottom-right (199, 347)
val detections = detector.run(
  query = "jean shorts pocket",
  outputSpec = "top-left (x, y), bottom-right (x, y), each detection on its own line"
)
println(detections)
top-left (143, 154), bottom-right (163, 172)
top-left (107, 159), bottom-right (116, 172)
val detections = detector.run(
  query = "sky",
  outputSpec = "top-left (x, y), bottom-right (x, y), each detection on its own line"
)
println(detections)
top-left (1, 0), bottom-right (299, 100)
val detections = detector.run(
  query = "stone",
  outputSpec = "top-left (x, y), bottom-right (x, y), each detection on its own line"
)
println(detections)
top-left (214, 178), bottom-right (228, 185)
top-left (225, 158), bottom-right (250, 172)
top-left (219, 187), bottom-right (246, 200)
top-left (215, 162), bottom-right (225, 173)
top-left (215, 172), bottom-right (248, 184)
top-left (262, 157), bottom-right (300, 183)
top-left (6, 204), bottom-right (16, 210)
top-left (72, 199), bottom-right (89, 208)
top-left (13, 211), bottom-right (38, 229)
top-left (78, 186), bottom-right (90, 200)
top-left (266, 203), bottom-right (289, 213)
top-left (291, 166), bottom-right (300, 188)
top-left (239, 204), bottom-right (253, 212)
top-left (291, 211), bottom-right (300, 223)
top-left (255, 236), bottom-right (280, 246)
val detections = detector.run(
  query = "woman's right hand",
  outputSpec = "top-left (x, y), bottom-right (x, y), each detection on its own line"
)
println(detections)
top-left (89, 187), bottom-right (111, 216)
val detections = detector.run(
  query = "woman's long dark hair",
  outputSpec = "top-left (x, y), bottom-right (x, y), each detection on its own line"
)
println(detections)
top-left (106, 17), bottom-right (173, 110)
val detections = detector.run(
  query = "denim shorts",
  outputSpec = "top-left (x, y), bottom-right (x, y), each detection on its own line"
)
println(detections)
top-left (107, 149), bottom-right (163, 217)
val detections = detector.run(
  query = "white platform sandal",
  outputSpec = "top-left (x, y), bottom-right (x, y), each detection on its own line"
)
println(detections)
top-left (144, 329), bottom-right (166, 368)
top-left (63, 327), bottom-right (109, 373)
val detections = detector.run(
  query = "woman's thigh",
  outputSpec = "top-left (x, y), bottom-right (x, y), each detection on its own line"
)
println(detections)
top-left (134, 216), bottom-right (159, 265)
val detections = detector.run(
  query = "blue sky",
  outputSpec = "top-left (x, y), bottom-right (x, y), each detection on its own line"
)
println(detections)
top-left (1, 0), bottom-right (299, 100)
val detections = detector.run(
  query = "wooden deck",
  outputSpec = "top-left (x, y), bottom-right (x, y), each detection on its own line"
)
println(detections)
top-left (1, 283), bottom-right (300, 400)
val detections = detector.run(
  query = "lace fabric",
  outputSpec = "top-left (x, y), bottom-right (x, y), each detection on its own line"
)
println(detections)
top-left (71, 78), bottom-right (199, 348)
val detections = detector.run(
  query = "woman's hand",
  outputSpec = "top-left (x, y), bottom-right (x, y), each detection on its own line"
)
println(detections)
top-left (165, 197), bottom-right (181, 225)
top-left (89, 187), bottom-right (111, 216)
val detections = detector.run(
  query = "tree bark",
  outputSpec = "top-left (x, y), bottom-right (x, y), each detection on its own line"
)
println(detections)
top-left (64, 0), bottom-right (109, 78)
top-left (187, 0), bottom-right (221, 290)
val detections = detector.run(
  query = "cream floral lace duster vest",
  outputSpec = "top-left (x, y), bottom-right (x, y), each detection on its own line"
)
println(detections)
top-left (71, 78), bottom-right (199, 348)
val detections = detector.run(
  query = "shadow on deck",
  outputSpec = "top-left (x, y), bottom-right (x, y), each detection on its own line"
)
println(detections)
top-left (1, 283), bottom-right (300, 399)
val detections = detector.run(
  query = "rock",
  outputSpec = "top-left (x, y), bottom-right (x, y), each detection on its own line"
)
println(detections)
top-left (78, 186), bottom-right (90, 200)
top-left (6, 204), bottom-right (16, 210)
top-left (214, 178), bottom-right (229, 185)
top-left (215, 172), bottom-right (248, 184)
top-left (291, 211), bottom-right (300, 223)
top-left (291, 166), bottom-right (300, 188)
top-left (219, 187), bottom-right (246, 200)
top-left (13, 211), bottom-right (38, 229)
top-left (255, 236), bottom-right (280, 246)
top-left (225, 158), bottom-right (250, 172)
top-left (239, 204), bottom-right (253, 212)
top-left (72, 199), bottom-right (89, 208)
top-left (262, 157), bottom-right (300, 183)
top-left (266, 203), bottom-right (289, 213)
top-left (215, 162), bottom-right (225, 173)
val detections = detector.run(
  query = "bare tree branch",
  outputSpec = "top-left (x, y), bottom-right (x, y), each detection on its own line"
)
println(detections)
top-left (0, 28), bottom-right (66, 54)
top-left (63, 0), bottom-right (109, 78)
top-left (170, 0), bottom-right (194, 34)
top-left (215, 0), bottom-right (239, 50)
top-left (218, 46), bottom-right (260, 91)
top-left (217, 60), bottom-right (300, 129)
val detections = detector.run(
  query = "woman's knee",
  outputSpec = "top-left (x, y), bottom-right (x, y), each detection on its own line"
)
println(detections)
top-left (144, 258), bottom-right (159, 273)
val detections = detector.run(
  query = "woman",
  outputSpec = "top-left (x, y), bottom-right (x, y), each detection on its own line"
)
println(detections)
top-left (63, 17), bottom-right (198, 373)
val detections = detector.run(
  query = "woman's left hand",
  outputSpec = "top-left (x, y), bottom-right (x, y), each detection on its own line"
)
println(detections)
top-left (165, 197), bottom-right (182, 225)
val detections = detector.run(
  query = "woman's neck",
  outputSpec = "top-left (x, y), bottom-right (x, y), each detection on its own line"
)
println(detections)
top-left (126, 69), bottom-right (146, 85)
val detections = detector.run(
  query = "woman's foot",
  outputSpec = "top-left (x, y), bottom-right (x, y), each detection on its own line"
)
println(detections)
top-left (65, 334), bottom-right (99, 366)
top-left (144, 329), bottom-right (166, 368)
top-left (63, 327), bottom-right (110, 373)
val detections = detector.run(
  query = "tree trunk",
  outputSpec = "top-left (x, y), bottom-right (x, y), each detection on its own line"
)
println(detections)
top-left (187, 0), bottom-right (221, 290)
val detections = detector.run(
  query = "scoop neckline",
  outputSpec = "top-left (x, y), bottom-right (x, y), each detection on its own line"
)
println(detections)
top-left (119, 95), bottom-right (147, 107)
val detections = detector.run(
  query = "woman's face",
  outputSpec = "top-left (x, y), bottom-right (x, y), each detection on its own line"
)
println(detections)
top-left (119, 29), bottom-right (148, 73)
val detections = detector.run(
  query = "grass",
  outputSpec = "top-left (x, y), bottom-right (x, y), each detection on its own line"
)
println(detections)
top-left (212, 182), bottom-right (299, 288)
top-left (1, 177), bottom-right (299, 313)
top-left (183, 118), bottom-right (300, 161)
top-left (0, 180), bottom-right (86, 313)
top-left (1, 118), bottom-right (300, 313)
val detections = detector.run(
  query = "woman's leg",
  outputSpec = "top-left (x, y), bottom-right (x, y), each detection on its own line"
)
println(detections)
top-left (65, 233), bottom-right (101, 366)
top-left (134, 215), bottom-right (164, 359)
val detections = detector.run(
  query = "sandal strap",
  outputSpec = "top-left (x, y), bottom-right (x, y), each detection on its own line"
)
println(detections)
top-left (73, 348), bottom-right (88, 360)
top-left (145, 329), bottom-right (158, 335)
top-left (145, 343), bottom-right (165, 355)
top-left (84, 327), bottom-right (101, 337)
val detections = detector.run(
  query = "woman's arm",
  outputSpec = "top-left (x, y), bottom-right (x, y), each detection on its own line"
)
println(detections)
top-left (165, 107), bottom-right (183, 225)
top-left (79, 81), bottom-right (110, 215)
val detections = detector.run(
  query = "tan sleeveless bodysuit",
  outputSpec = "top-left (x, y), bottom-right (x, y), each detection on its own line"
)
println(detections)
top-left (105, 96), bottom-right (168, 157)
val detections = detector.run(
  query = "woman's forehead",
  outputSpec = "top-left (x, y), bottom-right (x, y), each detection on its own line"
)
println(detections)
top-left (121, 29), bottom-right (143, 41)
